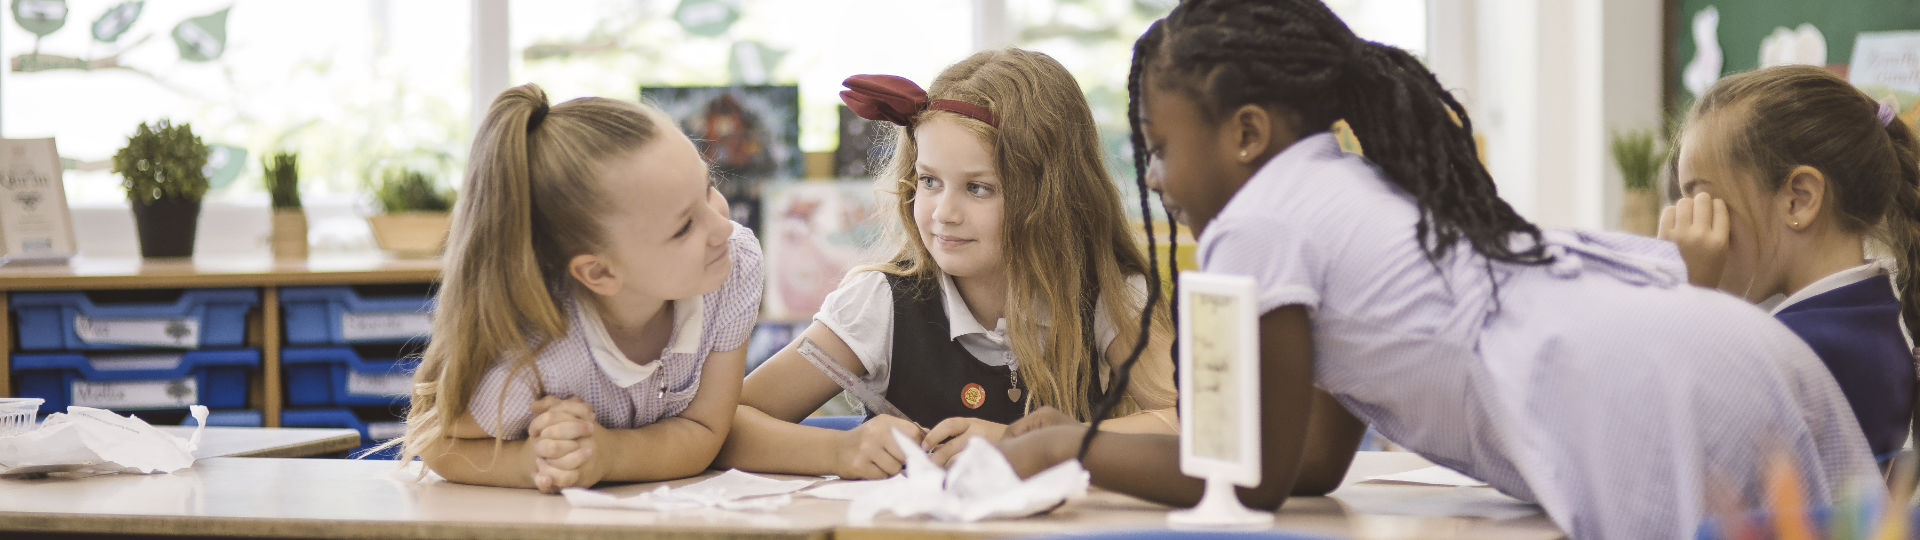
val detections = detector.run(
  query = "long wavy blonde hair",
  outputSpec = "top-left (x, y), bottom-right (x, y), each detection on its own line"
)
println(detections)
top-left (395, 84), bottom-right (666, 464)
top-left (863, 48), bottom-right (1174, 421)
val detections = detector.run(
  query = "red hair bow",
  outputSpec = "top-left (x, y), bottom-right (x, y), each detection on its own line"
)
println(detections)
top-left (840, 74), bottom-right (997, 128)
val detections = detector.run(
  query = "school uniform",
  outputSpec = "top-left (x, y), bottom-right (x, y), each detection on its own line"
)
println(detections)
top-left (1197, 133), bottom-right (1878, 539)
top-left (813, 267), bottom-right (1145, 426)
top-left (467, 223), bottom-right (763, 438)
top-left (1770, 261), bottom-right (1916, 457)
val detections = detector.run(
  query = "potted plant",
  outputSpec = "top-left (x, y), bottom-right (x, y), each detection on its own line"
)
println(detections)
top-left (264, 152), bottom-right (306, 260)
top-left (112, 119), bottom-right (209, 258)
top-left (366, 167), bottom-right (454, 257)
top-left (1610, 129), bottom-right (1663, 236)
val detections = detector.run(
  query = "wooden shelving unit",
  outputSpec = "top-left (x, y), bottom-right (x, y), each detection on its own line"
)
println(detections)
top-left (0, 255), bottom-right (441, 427)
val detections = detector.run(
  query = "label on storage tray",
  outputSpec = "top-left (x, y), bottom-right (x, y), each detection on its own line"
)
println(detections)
top-left (70, 377), bottom-right (197, 409)
top-left (346, 371), bottom-right (411, 398)
top-left (73, 315), bottom-right (200, 348)
top-left (339, 312), bottom-right (430, 342)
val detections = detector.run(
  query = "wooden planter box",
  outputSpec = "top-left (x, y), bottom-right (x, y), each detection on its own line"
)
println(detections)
top-left (366, 212), bottom-right (451, 258)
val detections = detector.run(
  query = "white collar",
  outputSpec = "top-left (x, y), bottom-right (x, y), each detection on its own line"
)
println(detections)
top-left (937, 273), bottom-right (1018, 343)
top-left (574, 294), bottom-right (706, 388)
top-left (1768, 260), bottom-right (1892, 316)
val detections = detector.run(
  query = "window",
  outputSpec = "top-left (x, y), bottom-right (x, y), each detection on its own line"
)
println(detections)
top-left (510, 0), bottom-right (974, 155)
top-left (1005, 0), bottom-right (1428, 213)
top-left (3, 1), bottom-right (471, 204)
top-left (4, 0), bottom-right (1429, 206)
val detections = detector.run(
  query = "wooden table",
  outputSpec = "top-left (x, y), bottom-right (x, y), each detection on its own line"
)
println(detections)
top-left (0, 255), bottom-right (441, 426)
top-left (153, 426), bottom-right (362, 459)
top-left (0, 452), bottom-right (1561, 540)
top-left (0, 457), bottom-right (839, 540)
top-left (837, 451), bottom-right (1561, 540)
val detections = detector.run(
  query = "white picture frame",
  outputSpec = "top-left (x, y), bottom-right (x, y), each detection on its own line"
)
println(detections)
top-left (1177, 271), bottom-right (1262, 486)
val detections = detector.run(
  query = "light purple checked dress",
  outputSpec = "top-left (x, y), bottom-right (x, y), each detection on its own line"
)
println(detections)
top-left (468, 222), bottom-right (763, 439)
top-left (1197, 133), bottom-right (1879, 539)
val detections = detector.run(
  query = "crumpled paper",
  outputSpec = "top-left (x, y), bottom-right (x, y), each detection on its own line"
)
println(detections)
top-left (0, 405), bottom-right (208, 477)
top-left (562, 469), bottom-right (820, 512)
top-left (844, 429), bottom-right (1089, 523)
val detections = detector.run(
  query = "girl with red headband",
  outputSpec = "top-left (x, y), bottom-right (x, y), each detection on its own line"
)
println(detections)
top-left (715, 48), bottom-right (1179, 479)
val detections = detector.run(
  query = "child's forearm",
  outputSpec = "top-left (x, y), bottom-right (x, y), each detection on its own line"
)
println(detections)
top-left (597, 415), bottom-right (731, 482)
top-left (423, 437), bottom-right (544, 488)
top-left (1040, 426), bottom-right (1294, 510)
top-left (1096, 408), bottom-right (1180, 435)
top-left (713, 405), bottom-right (844, 475)
top-left (424, 415), bottom-right (732, 488)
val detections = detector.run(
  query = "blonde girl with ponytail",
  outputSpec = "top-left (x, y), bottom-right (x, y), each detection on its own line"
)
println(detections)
top-left (396, 84), bottom-right (765, 493)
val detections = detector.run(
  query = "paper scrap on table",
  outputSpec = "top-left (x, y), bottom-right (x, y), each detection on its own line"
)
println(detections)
top-left (0, 405), bottom-right (208, 477)
top-left (562, 469), bottom-right (820, 512)
top-left (842, 429), bottom-right (1088, 523)
top-left (1361, 465), bottom-right (1489, 487)
top-left (800, 475), bottom-right (911, 501)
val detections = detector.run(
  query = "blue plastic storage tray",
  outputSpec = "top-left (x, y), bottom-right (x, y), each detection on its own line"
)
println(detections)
top-left (280, 286), bottom-right (433, 346)
top-left (280, 408), bottom-right (402, 459)
top-left (282, 347), bottom-right (418, 407)
top-left (10, 288), bottom-right (259, 351)
top-left (12, 349), bottom-right (260, 411)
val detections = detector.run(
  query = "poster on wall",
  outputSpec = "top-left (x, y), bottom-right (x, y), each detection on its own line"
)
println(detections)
top-left (0, 138), bottom-right (77, 266)
top-left (760, 180), bottom-right (882, 321)
top-left (642, 85), bottom-right (802, 234)
top-left (834, 106), bottom-right (891, 178)
top-left (1848, 31), bottom-right (1920, 128)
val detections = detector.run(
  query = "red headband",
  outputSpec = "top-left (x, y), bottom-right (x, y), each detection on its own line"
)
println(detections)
top-left (840, 74), bottom-right (997, 128)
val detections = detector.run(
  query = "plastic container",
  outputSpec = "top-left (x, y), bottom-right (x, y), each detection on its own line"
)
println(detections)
top-left (0, 398), bottom-right (43, 437)
top-left (280, 286), bottom-right (433, 346)
top-left (280, 408), bottom-right (403, 459)
top-left (11, 349), bottom-right (260, 411)
top-left (10, 288), bottom-right (259, 351)
top-left (181, 409), bottom-right (264, 427)
top-left (281, 347), bottom-right (417, 407)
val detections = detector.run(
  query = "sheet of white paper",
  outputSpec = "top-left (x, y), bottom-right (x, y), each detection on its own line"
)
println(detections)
top-left (1361, 465), bottom-right (1489, 487)
top-left (1336, 483), bottom-right (1537, 521)
top-left (844, 429), bottom-right (1089, 524)
top-left (801, 476), bottom-right (911, 501)
top-left (0, 405), bottom-right (206, 476)
top-left (562, 469), bottom-right (819, 512)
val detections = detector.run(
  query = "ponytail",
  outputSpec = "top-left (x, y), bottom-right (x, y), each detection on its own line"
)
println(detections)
top-left (397, 84), bottom-right (664, 464)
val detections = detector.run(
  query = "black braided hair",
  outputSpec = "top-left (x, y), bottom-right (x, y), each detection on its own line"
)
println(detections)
top-left (1078, 20), bottom-right (1172, 460)
top-left (1167, 0), bottom-right (1547, 266)
top-left (1078, 0), bottom-right (1554, 460)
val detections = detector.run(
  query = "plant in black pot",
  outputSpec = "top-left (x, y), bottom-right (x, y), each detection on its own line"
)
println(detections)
top-left (112, 119), bottom-right (210, 258)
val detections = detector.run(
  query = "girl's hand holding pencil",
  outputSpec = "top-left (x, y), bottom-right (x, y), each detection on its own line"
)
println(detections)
top-left (833, 414), bottom-right (926, 480)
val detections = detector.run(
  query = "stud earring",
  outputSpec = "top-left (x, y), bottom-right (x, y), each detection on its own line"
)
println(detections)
top-left (1791, 220), bottom-right (1800, 228)
top-left (1239, 150), bottom-right (1248, 159)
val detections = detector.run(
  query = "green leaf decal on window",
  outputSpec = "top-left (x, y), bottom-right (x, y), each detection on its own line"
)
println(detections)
top-left (201, 144), bottom-right (247, 190)
top-left (12, 0), bottom-right (67, 37)
top-left (171, 6), bottom-right (229, 62)
top-left (673, 0), bottom-right (738, 37)
top-left (92, 1), bottom-right (142, 43)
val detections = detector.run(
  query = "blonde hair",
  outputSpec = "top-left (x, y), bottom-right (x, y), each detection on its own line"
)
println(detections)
top-left (396, 84), bottom-right (666, 464)
top-left (863, 48), bottom-right (1175, 421)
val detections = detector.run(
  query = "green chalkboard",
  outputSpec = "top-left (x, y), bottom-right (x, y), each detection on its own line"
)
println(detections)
top-left (1670, 0), bottom-right (1920, 109)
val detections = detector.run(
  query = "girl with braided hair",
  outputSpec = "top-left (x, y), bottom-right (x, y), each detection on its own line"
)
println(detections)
top-left (1663, 65), bottom-right (1920, 459)
top-left (997, 2), bottom-right (1878, 537)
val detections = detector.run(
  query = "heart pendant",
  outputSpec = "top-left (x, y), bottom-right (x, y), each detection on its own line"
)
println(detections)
top-left (1008, 388), bottom-right (1023, 402)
